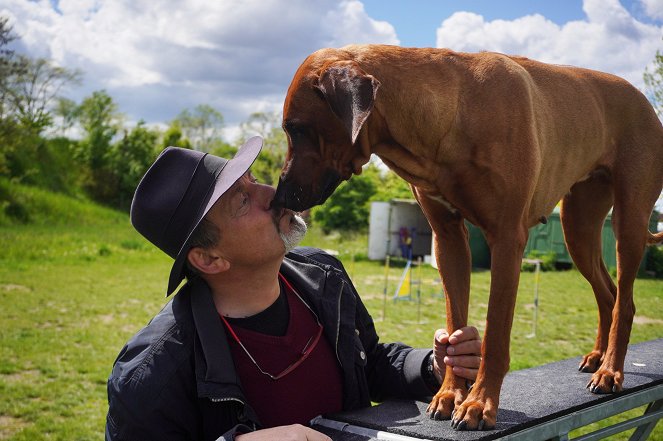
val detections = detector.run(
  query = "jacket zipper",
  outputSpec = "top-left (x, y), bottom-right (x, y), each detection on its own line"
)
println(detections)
top-left (209, 396), bottom-right (245, 404)
top-left (334, 279), bottom-right (345, 365)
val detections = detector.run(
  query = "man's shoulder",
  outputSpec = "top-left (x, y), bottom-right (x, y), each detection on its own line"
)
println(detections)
top-left (108, 290), bottom-right (195, 403)
top-left (287, 246), bottom-right (345, 270)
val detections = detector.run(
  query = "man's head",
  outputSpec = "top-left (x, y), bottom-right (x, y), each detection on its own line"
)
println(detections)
top-left (184, 171), bottom-right (307, 278)
top-left (131, 136), bottom-right (272, 295)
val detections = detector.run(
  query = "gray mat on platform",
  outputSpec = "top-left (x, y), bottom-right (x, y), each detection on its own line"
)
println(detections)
top-left (316, 339), bottom-right (663, 441)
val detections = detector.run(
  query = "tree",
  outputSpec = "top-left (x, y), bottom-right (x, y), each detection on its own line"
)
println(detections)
top-left (75, 90), bottom-right (123, 200)
top-left (0, 17), bottom-right (26, 175)
top-left (312, 172), bottom-right (377, 232)
top-left (161, 120), bottom-right (192, 150)
top-left (174, 104), bottom-right (224, 151)
top-left (643, 49), bottom-right (663, 212)
top-left (238, 111), bottom-right (288, 185)
top-left (53, 97), bottom-right (79, 137)
top-left (4, 57), bottom-right (81, 134)
top-left (644, 49), bottom-right (663, 116)
top-left (0, 17), bottom-right (80, 182)
top-left (107, 121), bottom-right (159, 209)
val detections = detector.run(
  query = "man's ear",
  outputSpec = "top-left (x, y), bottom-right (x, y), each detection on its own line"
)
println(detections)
top-left (187, 247), bottom-right (230, 275)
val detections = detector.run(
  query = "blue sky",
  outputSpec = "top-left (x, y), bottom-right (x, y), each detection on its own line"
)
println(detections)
top-left (3, 0), bottom-right (663, 133)
top-left (361, 0), bottom-right (586, 46)
top-left (361, 0), bottom-right (662, 46)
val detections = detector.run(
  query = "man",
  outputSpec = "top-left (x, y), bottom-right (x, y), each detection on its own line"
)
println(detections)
top-left (106, 136), bottom-right (482, 441)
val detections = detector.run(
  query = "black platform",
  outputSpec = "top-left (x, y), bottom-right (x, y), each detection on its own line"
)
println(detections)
top-left (312, 339), bottom-right (663, 440)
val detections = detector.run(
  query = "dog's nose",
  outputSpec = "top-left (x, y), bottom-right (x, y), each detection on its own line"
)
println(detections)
top-left (270, 181), bottom-right (287, 210)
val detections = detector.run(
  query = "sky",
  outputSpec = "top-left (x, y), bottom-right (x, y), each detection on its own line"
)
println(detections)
top-left (2, 0), bottom-right (663, 141)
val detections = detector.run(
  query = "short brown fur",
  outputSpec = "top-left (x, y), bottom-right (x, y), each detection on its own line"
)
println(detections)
top-left (272, 44), bottom-right (663, 430)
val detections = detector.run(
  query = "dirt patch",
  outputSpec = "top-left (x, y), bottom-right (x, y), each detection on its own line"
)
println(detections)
top-left (0, 415), bottom-right (29, 439)
top-left (633, 315), bottom-right (663, 325)
top-left (2, 369), bottom-right (40, 384)
top-left (0, 284), bottom-right (31, 293)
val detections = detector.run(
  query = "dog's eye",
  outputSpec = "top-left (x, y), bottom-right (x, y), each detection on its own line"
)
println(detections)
top-left (284, 122), bottom-right (306, 137)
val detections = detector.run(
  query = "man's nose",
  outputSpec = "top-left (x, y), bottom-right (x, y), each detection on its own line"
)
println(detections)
top-left (254, 182), bottom-right (277, 210)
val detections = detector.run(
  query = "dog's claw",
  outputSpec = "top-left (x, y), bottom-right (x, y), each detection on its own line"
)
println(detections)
top-left (456, 420), bottom-right (467, 431)
top-left (478, 420), bottom-right (485, 431)
top-left (433, 411), bottom-right (442, 420)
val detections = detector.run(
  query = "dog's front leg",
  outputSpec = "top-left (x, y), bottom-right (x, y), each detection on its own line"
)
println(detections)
top-left (420, 210), bottom-right (472, 421)
top-left (450, 230), bottom-right (528, 430)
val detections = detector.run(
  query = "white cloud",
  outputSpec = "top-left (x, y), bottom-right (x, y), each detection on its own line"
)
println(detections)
top-left (323, 0), bottom-right (399, 47)
top-left (640, 0), bottom-right (663, 20)
top-left (436, 0), bottom-right (663, 90)
top-left (2, 0), bottom-right (397, 131)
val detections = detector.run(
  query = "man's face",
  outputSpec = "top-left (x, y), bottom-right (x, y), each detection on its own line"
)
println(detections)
top-left (204, 171), bottom-right (307, 267)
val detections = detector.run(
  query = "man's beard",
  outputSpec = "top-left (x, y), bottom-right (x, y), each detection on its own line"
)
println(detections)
top-left (278, 213), bottom-right (307, 253)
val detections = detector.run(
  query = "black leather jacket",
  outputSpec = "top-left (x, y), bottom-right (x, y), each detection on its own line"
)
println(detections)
top-left (106, 247), bottom-right (433, 441)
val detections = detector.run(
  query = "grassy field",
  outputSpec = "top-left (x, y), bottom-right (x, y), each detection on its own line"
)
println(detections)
top-left (0, 185), bottom-right (662, 440)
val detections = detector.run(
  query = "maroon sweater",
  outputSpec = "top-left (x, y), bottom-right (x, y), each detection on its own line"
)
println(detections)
top-left (222, 279), bottom-right (344, 428)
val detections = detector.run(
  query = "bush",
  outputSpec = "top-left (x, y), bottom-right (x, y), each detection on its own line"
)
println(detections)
top-left (521, 250), bottom-right (557, 272)
top-left (312, 173), bottom-right (376, 233)
top-left (646, 245), bottom-right (663, 278)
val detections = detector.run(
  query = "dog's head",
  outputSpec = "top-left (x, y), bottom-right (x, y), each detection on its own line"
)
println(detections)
top-left (271, 50), bottom-right (380, 212)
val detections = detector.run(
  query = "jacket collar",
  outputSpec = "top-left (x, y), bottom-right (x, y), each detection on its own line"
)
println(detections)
top-left (189, 249), bottom-right (356, 391)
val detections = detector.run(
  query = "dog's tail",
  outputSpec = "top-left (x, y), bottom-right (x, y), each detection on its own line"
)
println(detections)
top-left (647, 231), bottom-right (663, 245)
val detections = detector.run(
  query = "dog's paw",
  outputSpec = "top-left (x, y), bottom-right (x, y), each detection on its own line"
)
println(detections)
top-left (587, 368), bottom-right (623, 394)
top-left (578, 350), bottom-right (603, 373)
top-left (426, 390), bottom-right (456, 420)
top-left (450, 398), bottom-right (497, 431)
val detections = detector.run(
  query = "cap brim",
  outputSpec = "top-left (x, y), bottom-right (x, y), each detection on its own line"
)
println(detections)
top-left (166, 136), bottom-right (263, 295)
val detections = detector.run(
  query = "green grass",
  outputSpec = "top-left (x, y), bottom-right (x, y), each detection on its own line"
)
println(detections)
top-left (0, 184), bottom-right (662, 440)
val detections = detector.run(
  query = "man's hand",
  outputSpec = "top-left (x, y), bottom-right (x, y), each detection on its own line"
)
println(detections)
top-left (433, 326), bottom-right (482, 383)
top-left (235, 424), bottom-right (331, 441)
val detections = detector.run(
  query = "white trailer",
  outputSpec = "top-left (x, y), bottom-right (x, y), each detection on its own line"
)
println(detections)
top-left (367, 199), bottom-right (432, 261)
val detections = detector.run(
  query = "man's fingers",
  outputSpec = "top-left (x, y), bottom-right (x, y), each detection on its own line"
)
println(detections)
top-left (448, 326), bottom-right (480, 345)
top-left (451, 365), bottom-right (479, 381)
top-left (444, 355), bottom-right (481, 369)
top-left (445, 339), bottom-right (482, 356)
top-left (434, 329), bottom-right (449, 345)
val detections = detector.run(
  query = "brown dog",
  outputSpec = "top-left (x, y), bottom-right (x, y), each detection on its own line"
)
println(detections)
top-left (271, 44), bottom-right (663, 430)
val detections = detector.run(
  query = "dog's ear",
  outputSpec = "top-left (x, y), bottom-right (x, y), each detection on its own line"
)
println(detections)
top-left (315, 61), bottom-right (380, 144)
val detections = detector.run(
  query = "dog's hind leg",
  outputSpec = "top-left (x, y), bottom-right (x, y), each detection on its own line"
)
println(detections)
top-left (587, 163), bottom-right (661, 393)
top-left (560, 171), bottom-right (615, 373)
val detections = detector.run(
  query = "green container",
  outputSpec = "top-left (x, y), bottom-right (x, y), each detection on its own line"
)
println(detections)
top-left (466, 222), bottom-right (489, 269)
top-left (523, 208), bottom-right (658, 271)
top-left (462, 210), bottom-right (658, 271)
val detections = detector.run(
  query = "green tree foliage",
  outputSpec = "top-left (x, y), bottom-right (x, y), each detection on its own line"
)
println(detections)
top-left (0, 18), bottom-right (81, 189)
top-left (312, 172), bottom-right (377, 233)
top-left (161, 120), bottom-right (192, 150)
top-left (106, 121), bottom-right (159, 209)
top-left (238, 111), bottom-right (287, 185)
top-left (53, 97), bottom-right (79, 137)
top-left (644, 49), bottom-right (663, 115)
top-left (75, 90), bottom-right (123, 200)
top-left (175, 104), bottom-right (224, 152)
top-left (309, 161), bottom-right (415, 232)
top-left (365, 162), bottom-right (413, 202)
top-left (643, 49), bottom-right (663, 212)
top-left (4, 57), bottom-right (81, 134)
